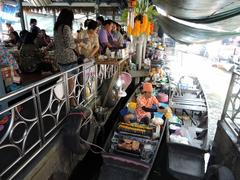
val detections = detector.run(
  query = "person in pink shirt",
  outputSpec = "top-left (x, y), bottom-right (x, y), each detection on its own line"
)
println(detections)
top-left (135, 82), bottom-right (166, 124)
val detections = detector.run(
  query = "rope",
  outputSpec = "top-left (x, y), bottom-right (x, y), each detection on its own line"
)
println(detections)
top-left (70, 107), bottom-right (105, 154)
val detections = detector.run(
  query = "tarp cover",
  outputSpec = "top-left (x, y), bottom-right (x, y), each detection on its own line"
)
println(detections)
top-left (153, 0), bottom-right (240, 44)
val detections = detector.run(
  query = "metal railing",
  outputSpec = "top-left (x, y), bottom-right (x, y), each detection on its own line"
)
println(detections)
top-left (0, 61), bottom-right (118, 179)
top-left (221, 70), bottom-right (240, 137)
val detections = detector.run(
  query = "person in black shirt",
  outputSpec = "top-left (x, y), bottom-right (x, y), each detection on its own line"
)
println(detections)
top-left (30, 18), bottom-right (40, 39)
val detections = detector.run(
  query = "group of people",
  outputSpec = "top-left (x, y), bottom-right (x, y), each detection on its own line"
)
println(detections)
top-left (54, 8), bottom-right (127, 69)
top-left (1, 8), bottom-right (130, 95)
top-left (53, 8), bottom-right (130, 106)
top-left (2, 19), bottom-right (53, 73)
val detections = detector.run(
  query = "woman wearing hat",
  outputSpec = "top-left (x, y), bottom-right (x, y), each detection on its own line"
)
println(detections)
top-left (135, 82), bottom-right (166, 125)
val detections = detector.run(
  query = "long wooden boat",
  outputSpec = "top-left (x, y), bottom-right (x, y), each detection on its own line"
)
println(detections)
top-left (167, 75), bottom-right (209, 180)
top-left (97, 80), bottom-right (170, 180)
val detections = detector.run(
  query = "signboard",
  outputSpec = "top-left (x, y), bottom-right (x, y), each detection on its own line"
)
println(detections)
top-left (0, 3), bottom-right (19, 23)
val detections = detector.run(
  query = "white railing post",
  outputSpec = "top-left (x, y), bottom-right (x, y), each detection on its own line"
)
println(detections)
top-left (32, 88), bottom-right (45, 146)
top-left (63, 72), bottom-right (70, 113)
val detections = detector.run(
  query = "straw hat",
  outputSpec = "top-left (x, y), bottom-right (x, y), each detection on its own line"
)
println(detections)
top-left (143, 82), bottom-right (153, 92)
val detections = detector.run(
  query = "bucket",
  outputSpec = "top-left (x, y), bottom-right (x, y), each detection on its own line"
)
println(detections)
top-left (157, 92), bottom-right (168, 103)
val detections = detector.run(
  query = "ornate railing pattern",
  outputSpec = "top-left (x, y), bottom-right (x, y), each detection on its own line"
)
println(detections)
top-left (221, 71), bottom-right (240, 136)
top-left (97, 64), bottom-right (117, 89)
top-left (0, 61), bottom-right (117, 179)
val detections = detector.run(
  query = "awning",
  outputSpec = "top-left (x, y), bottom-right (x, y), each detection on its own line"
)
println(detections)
top-left (153, 0), bottom-right (240, 44)
top-left (157, 15), bottom-right (240, 44)
top-left (153, 0), bottom-right (240, 21)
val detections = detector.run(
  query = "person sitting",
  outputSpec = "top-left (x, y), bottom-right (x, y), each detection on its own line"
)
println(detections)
top-left (98, 20), bottom-right (118, 54)
top-left (19, 32), bottom-right (44, 73)
top-left (77, 20), bottom-right (99, 59)
top-left (135, 82), bottom-right (166, 125)
top-left (34, 29), bottom-right (51, 48)
top-left (6, 23), bottom-right (14, 35)
top-left (41, 30), bottom-right (51, 45)
top-left (4, 31), bottom-right (21, 48)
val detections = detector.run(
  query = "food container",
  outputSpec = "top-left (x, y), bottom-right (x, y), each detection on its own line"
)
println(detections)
top-left (157, 92), bottom-right (168, 103)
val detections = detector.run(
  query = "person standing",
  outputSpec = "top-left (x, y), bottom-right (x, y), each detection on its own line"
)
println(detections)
top-left (96, 16), bottom-right (104, 27)
top-left (112, 22), bottom-right (124, 47)
top-left (54, 8), bottom-right (79, 107)
top-left (98, 20), bottom-right (115, 54)
top-left (30, 18), bottom-right (40, 39)
top-left (77, 20), bottom-right (99, 58)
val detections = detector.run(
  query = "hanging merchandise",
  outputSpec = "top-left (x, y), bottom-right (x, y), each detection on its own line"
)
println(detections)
top-left (126, 0), bottom-right (158, 37)
top-left (140, 15), bottom-right (148, 33)
top-left (127, 6), bottom-right (135, 36)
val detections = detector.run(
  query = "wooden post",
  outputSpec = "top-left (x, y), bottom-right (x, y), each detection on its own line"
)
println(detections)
top-left (19, 0), bottom-right (26, 30)
top-left (95, 0), bottom-right (100, 18)
top-left (53, 9), bottom-right (57, 24)
top-left (112, 9), bottom-right (115, 21)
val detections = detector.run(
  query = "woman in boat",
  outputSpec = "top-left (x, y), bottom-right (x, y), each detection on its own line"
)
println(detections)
top-left (135, 82), bottom-right (166, 125)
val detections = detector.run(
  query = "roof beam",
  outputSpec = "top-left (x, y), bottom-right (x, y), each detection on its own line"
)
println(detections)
top-left (22, 1), bottom-right (120, 7)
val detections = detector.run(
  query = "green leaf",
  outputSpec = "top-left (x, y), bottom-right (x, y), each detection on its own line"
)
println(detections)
top-left (122, 1), bottom-right (158, 23)
top-left (120, 9), bottom-right (129, 22)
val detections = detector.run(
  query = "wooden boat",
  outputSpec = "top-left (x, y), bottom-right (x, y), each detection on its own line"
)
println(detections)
top-left (97, 82), bottom-right (169, 180)
top-left (167, 75), bottom-right (209, 180)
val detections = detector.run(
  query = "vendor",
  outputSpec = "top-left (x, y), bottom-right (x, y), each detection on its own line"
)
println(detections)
top-left (98, 20), bottom-right (116, 54)
top-left (135, 82), bottom-right (166, 125)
